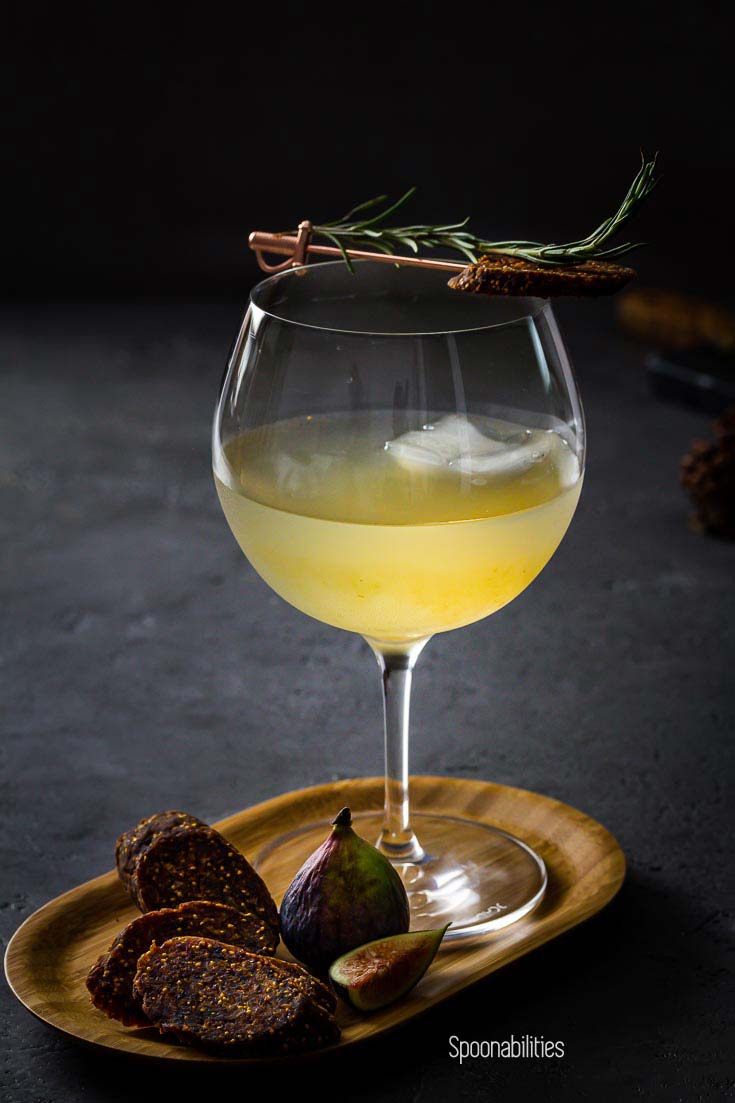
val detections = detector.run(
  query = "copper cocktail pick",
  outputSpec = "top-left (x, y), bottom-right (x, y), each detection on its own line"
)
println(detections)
top-left (249, 221), bottom-right (466, 275)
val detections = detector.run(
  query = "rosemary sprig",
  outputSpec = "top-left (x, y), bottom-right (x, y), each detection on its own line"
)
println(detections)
top-left (304, 154), bottom-right (659, 271)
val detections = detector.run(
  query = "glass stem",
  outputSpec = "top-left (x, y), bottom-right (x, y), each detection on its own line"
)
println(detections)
top-left (367, 638), bottom-right (429, 863)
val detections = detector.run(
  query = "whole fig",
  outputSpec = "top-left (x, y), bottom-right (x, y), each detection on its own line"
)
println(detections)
top-left (280, 807), bottom-right (410, 974)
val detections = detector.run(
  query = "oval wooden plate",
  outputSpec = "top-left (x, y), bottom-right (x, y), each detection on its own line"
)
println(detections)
top-left (4, 776), bottom-right (624, 1063)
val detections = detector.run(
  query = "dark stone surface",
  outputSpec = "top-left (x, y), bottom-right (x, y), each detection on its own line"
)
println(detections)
top-left (1, 300), bottom-right (733, 1101)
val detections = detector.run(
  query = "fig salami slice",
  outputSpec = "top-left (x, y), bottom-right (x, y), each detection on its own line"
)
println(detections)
top-left (114, 811), bottom-right (278, 939)
top-left (86, 900), bottom-right (278, 1027)
top-left (133, 937), bottom-right (340, 1056)
top-left (115, 811), bottom-right (204, 897)
top-left (447, 255), bottom-right (635, 297)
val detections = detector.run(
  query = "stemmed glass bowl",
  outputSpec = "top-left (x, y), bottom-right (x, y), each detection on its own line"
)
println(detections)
top-left (213, 260), bottom-right (585, 938)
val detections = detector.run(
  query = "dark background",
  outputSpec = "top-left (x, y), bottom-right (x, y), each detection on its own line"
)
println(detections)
top-left (2, 4), bottom-right (734, 1102)
top-left (2, 1), bottom-right (734, 301)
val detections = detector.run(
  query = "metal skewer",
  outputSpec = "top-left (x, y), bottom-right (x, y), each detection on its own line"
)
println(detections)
top-left (249, 220), bottom-right (467, 274)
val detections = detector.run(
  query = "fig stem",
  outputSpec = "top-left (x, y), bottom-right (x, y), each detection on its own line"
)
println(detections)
top-left (332, 807), bottom-right (352, 828)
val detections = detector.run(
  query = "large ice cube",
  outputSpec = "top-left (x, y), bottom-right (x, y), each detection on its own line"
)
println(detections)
top-left (455, 436), bottom-right (552, 476)
top-left (386, 414), bottom-right (547, 478)
top-left (385, 414), bottom-right (506, 469)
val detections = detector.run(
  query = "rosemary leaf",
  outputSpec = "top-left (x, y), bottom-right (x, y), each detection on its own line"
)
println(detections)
top-left (300, 154), bottom-right (659, 271)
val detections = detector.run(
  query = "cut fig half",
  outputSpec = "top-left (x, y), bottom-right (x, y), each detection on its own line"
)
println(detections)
top-left (329, 925), bottom-right (449, 1012)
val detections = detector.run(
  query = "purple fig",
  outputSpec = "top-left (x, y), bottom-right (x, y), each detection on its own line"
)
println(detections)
top-left (279, 808), bottom-right (410, 975)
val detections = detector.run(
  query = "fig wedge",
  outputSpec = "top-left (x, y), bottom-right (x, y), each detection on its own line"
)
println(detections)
top-left (329, 925), bottom-right (449, 1012)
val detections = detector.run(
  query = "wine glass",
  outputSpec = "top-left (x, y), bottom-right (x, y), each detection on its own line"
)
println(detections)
top-left (213, 260), bottom-right (585, 938)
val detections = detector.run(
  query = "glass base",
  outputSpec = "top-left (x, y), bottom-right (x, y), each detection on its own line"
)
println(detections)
top-left (254, 811), bottom-right (546, 940)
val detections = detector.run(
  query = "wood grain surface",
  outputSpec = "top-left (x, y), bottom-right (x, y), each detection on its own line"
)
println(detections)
top-left (4, 776), bottom-right (625, 1063)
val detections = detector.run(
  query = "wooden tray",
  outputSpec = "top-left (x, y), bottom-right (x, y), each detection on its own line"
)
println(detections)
top-left (4, 776), bottom-right (624, 1063)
